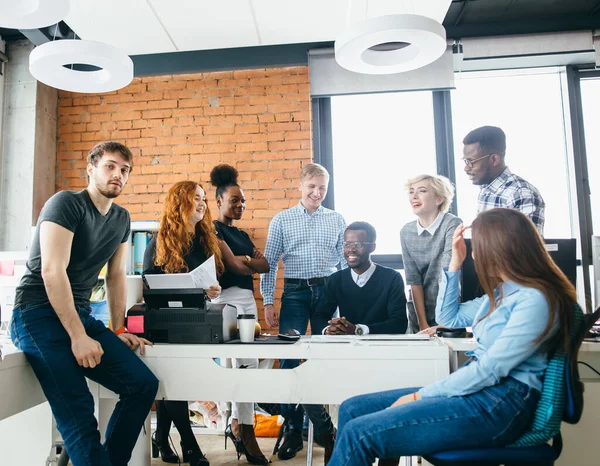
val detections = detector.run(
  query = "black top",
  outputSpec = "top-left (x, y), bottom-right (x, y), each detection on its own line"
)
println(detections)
top-left (312, 265), bottom-right (408, 335)
top-left (142, 235), bottom-right (209, 277)
top-left (214, 220), bottom-right (255, 292)
top-left (15, 190), bottom-right (130, 309)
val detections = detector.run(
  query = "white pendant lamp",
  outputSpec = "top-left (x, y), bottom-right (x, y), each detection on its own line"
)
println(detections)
top-left (0, 0), bottom-right (70, 29)
top-left (29, 40), bottom-right (134, 93)
top-left (335, 14), bottom-right (447, 75)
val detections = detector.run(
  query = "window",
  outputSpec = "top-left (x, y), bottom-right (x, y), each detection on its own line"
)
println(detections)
top-left (451, 69), bottom-right (573, 238)
top-left (331, 91), bottom-right (436, 255)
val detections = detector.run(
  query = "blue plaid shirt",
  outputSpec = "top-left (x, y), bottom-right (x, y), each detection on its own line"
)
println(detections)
top-left (477, 167), bottom-right (545, 235)
top-left (260, 202), bottom-right (347, 305)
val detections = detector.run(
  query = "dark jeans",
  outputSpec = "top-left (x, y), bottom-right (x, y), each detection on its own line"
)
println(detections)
top-left (329, 377), bottom-right (540, 466)
top-left (11, 303), bottom-right (159, 466)
top-left (279, 282), bottom-right (335, 437)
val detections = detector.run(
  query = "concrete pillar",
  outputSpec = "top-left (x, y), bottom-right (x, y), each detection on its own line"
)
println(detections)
top-left (0, 39), bottom-right (57, 251)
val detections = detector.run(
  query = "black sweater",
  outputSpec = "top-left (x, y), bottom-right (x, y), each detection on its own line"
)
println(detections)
top-left (312, 265), bottom-right (408, 335)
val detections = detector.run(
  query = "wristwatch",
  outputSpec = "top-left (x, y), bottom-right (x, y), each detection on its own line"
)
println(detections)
top-left (355, 325), bottom-right (365, 336)
top-left (245, 255), bottom-right (252, 264)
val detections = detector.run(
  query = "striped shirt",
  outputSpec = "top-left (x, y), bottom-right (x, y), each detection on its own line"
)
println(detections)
top-left (477, 167), bottom-right (545, 235)
top-left (260, 202), bottom-right (347, 305)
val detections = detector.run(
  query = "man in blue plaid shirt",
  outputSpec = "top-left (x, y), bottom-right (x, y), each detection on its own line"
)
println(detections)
top-left (462, 126), bottom-right (545, 235)
top-left (260, 163), bottom-right (346, 463)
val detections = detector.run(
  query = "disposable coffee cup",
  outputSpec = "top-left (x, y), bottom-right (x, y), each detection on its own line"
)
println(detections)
top-left (238, 314), bottom-right (257, 343)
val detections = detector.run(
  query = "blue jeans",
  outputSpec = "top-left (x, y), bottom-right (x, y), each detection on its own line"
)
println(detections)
top-left (11, 303), bottom-right (159, 466)
top-left (279, 283), bottom-right (334, 436)
top-left (329, 377), bottom-right (540, 466)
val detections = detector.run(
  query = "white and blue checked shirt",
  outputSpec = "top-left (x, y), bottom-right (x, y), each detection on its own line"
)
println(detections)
top-left (260, 202), bottom-right (347, 305)
top-left (477, 167), bottom-right (545, 235)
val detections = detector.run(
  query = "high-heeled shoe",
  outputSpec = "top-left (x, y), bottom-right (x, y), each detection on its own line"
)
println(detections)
top-left (235, 424), bottom-right (271, 465)
top-left (151, 432), bottom-right (179, 464)
top-left (181, 441), bottom-right (210, 466)
top-left (224, 424), bottom-right (237, 450)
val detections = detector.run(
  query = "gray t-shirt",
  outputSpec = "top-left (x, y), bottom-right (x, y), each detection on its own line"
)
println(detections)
top-left (400, 212), bottom-right (462, 333)
top-left (14, 190), bottom-right (131, 309)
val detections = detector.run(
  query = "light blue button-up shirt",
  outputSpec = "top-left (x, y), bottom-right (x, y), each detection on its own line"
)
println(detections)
top-left (420, 270), bottom-right (558, 398)
top-left (260, 202), bottom-right (346, 305)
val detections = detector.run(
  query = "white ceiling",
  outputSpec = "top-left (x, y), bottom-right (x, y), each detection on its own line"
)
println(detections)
top-left (64, 0), bottom-right (451, 56)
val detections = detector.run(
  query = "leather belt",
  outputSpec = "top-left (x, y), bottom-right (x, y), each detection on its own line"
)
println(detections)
top-left (284, 277), bottom-right (328, 287)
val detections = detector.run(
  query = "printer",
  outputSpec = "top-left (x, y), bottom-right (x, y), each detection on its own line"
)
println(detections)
top-left (126, 288), bottom-right (237, 344)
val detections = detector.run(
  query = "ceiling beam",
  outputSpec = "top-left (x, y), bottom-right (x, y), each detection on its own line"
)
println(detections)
top-left (445, 15), bottom-right (600, 38)
top-left (132, 41), bottom-right (333, 77)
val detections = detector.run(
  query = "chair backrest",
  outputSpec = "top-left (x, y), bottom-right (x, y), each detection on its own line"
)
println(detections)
top-left (509, 305), bottom-right (600, 449)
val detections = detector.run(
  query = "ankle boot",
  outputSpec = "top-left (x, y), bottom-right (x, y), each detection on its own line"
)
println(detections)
top-left (239, 424), bottom-right (271, 465)
top-left (319, 429), bottom-right (336, 466)
top-left (151, 432), bottom-right (179, 463)
top-left (181, 442), bottom-right (210, 466)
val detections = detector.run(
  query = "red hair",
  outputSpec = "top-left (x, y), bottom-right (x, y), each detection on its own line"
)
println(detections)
top-left (155, 181), bottom-right (224, 275)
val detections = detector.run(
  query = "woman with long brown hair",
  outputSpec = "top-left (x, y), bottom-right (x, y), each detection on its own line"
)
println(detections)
top-left (143, 180), bottom-right (223, 466)
top-left (327, 208), bottom-right (580, 466)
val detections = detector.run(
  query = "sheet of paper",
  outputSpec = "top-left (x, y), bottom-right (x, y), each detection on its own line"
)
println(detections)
top-left (144, 273), bottom-right (195, 289)
top-left (189, 255), bottom-right (217, 289)
top-left (144, 255), bottom-right (217, 290)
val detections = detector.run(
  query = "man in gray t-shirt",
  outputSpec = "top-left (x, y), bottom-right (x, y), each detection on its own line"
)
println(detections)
top-left (11, 141), bottom-right (158, 466)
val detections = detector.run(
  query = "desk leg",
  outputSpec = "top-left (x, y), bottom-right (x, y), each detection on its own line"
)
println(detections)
top-left (306, 420), bottom-right (314, 466)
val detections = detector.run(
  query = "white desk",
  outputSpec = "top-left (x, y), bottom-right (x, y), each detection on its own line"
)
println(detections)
top-left (2, 336), bottom-right (451, 466)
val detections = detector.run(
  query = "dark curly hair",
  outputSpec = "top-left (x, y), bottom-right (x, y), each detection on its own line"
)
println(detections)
top-left (210, 164), bottom-right (240, 199)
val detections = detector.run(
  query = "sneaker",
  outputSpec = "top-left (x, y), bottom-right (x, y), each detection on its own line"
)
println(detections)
top-left (277, 431), bottom-right (304, 460)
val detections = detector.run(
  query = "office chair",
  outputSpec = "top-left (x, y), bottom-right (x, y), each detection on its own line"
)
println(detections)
top-left (423, 305), bottom-right (598, 466)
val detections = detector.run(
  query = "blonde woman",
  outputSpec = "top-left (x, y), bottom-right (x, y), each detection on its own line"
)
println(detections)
top-left (400, 174), bottom-right (462, 334)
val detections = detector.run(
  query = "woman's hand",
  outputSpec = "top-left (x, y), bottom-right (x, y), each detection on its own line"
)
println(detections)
top-left (390, 392), bottom-right (421, 408)
top-left (206, 284), bottom-right (222, 300)
top-left (417, 326), bottom-right (439, 337)
top-left (448, 224), bottom-right (470, 272)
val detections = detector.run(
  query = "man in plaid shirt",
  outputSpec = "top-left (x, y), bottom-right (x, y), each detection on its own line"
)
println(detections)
top-left (462, 126), bottom-right (545, 235)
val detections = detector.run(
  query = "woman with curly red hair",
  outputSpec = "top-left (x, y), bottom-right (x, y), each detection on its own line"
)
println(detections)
top-left (143, 180), bottom-right (224, 466)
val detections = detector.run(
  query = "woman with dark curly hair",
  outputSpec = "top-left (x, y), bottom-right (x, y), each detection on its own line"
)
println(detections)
top-left (209, 164), bottom-right (271, 465)
top-left (143, 180), bottom-right (225, 466)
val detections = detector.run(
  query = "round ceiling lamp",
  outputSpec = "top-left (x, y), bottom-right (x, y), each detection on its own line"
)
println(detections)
top-left (29, 40), bottom-right (134, 93)
top-left (335, 14), bottom-right (447, 75)
top-left (0, 0), bottom-right (70, 29)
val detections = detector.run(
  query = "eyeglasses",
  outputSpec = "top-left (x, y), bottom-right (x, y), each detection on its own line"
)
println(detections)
top-left (462, 153), bottom-right (493, 168)
top-left (343, 242), bottom-right (374, 250)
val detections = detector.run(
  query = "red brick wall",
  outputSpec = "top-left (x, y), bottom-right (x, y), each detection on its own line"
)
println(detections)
top-left (56, 66), bottom-right (312, 328)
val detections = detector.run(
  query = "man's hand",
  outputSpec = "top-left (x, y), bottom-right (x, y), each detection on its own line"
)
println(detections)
top-left (206, 284), bottom-right (222, 300)
top-left (72, 334), bottom-right (104, 368)
top-left (326, 317), bottom-right (355, 335)
top-left (118, 333), bottom-right (153, 355)
top-left (390, 392), bottom-right (420, 408)
top-left (264, 304), bottom-right (279, 328)
top-left (253, 248), bottom-right (265, 260)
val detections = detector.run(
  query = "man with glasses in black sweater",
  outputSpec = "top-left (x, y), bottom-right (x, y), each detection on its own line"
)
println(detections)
top-left (312, 222), bottom-right (408, 336)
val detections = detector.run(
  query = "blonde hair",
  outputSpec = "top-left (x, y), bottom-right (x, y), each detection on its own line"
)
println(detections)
top-left (405, 174), bottom-right (455, 213)
top-left (301, 163), bottom-right (329, 182)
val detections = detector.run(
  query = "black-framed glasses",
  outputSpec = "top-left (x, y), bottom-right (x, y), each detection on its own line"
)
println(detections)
top-left (462, 153), bottom-right (492, 168)
top-left (343, 241), bottom-right (374, 250)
